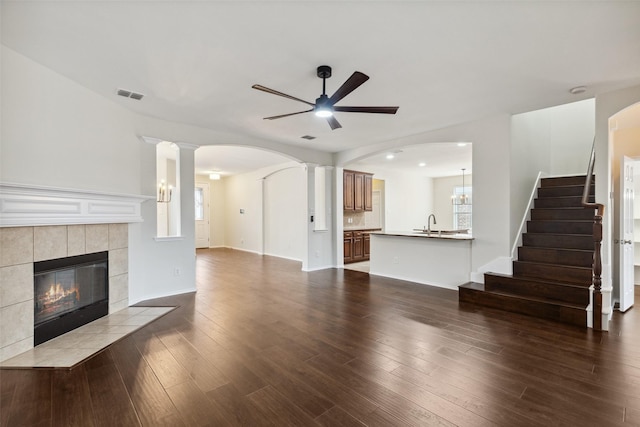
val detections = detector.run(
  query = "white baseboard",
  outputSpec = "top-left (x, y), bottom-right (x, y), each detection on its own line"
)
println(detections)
top-left (129, 287), bottom-right (196, 306)
top-left (470, 256), bottom-right (513, 283)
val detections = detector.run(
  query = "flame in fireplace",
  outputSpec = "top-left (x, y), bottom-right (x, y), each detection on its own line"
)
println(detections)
top-left (44, 282), bottom-right (80, 305)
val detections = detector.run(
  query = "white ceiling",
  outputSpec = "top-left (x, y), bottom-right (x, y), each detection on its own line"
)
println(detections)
top-left (347, 142), bottom-right (473, 178)
top-left (3, 1), bottom-right (640, 176)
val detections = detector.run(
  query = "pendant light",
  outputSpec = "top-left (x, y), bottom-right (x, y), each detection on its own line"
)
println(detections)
top-left (452, 168), bottom-right (469, 205)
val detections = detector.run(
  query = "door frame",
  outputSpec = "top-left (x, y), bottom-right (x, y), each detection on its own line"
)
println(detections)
top-left (194, 181), bottom-right (210, 249)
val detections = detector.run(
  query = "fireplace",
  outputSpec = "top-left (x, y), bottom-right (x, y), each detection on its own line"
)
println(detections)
top-left (33, 251), bottom-right (109, 345)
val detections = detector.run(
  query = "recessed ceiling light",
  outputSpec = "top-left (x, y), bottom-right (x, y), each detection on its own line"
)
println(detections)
top-left (457, 143), bottom-right (467, 147)
top-left (569, 86), bottom-right (587, 95)
top-left (209, 173), bottom-right (221, 180)
top-left (386, 154), bottom-right (395, 160)
top-left (419, 162), bottom-right (426, 167)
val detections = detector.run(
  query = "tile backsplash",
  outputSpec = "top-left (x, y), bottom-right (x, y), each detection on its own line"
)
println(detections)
top-left (344, 210), bottom-right (381, 230)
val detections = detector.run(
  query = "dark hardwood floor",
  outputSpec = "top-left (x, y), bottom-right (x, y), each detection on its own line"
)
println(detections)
top-left (2, 248), bottom-right (640, 426)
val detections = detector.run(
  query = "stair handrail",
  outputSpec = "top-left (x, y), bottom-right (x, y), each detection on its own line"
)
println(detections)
top-left (582, 138), bottom-right (605, 331)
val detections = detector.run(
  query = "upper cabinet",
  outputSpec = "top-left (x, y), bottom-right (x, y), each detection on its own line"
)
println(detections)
top-left (344, 170), bottom-right (355, 210)
top-left (344, 169), bottom-right (373, 212)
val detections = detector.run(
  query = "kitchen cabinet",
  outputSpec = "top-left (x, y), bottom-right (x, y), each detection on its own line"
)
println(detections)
top-left (364, 232), bottom-right (371, 257)
top-left (344, 170), bottom-right (373, 212)
top-left (343, 171), bottom-right (355, 210)
top-left (353, 231), bottom-right (364, 259)
top-left (344, 229), bottom-right (379, 263)
top-left (364, 174), bottom-right (373, 211)
top-left (344, 232), bottom-right (353, 261)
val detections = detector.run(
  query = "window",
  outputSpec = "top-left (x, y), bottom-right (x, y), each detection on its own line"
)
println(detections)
top-left (452, 186), bottom-right (472, 231)
top-left (194, 187), bottom-right (204, 221)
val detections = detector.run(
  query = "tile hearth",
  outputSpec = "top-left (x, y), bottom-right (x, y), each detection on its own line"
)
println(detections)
top-left (0, 306), bottom-right (174, 369)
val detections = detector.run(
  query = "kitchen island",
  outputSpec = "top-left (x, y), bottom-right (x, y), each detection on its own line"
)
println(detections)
top-left (369, 231), bottom-right (473, 290)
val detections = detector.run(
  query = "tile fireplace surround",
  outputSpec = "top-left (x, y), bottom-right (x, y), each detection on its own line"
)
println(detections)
top-left (0, 224), bottom-right (129, 361)
top-left (0, 183), bottom-right (150, 362)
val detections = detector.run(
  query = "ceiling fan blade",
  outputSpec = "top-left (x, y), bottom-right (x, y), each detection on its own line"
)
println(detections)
top-left (252, 84), bottom-right (315, 107)
top-left (328, 72), bottom-right (369, 105)
top-left (264, 109), bottom-right (314, 120)
top-left (326, 116), bottom-right (342, 130)
top-left (333, 106), bottom-right (399, 114)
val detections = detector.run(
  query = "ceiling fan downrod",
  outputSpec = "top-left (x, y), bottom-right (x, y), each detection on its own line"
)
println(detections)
top-left (317, 65), bottom-right (332, 96)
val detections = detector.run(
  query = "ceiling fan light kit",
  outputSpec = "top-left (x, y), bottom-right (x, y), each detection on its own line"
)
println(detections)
top-left (252, 65), bottom-right (398, 130)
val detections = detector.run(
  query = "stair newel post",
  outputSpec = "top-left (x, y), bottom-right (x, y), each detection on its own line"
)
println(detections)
top-left (592, 212), bottom-right (603, 331)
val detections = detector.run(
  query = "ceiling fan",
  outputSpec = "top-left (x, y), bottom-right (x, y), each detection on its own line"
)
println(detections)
top-left (252, 65), bottom-right (398, 130)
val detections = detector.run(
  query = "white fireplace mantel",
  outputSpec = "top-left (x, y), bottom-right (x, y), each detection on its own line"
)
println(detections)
top-left (0, 182), bottom-right (154, 227)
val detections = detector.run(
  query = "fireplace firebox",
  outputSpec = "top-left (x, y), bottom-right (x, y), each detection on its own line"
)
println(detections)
top-left (34, 251), bottom-right (109, 345)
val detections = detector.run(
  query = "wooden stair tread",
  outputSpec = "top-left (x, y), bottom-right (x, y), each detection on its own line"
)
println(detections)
top-left (459, 282), bottom-right (585, 309)
top-left (513, 260), bottom-right (592, 272)
top-left (484, 271), bottom-right (590, 289)
top-left (524, 232), bottom-right (592, 238)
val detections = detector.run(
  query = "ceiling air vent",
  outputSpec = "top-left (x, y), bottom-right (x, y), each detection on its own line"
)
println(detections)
top-left (301, 135), bottom-right (316, 140)
top-left (116, 88), bottom-right (144, 100)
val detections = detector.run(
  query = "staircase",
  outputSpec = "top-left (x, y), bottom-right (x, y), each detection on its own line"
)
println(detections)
top-left (459, 175), bottom-right (595, 328)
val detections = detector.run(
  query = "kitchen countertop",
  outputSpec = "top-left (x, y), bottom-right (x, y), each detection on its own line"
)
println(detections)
top-left (371, 231), bottom-right (474, 240)
top-left (343, 228), bottom-right (382, 232)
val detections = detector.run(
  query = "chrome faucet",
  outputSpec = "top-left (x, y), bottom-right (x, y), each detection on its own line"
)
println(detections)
top-left (427, 214), bottom-right (437, 233)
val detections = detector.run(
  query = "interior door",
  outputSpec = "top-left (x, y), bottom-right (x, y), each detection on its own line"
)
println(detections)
top-left (195, 183), bottom-right (210, 249)
top-left (619, 156), bottom-right (635, 312)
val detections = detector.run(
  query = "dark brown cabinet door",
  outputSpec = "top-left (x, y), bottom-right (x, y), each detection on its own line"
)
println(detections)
top-left (364, 174), bottom-right (373, 212)
top-left (344, 171), bottom-right (355, 210)
top-left (344, 170), bottom-right (373, 212)
top-left (343, 232), bottom-right (353, 262)
top-left (354, 173), bottom-right (364, 211)
top-left (353, 232), bottom-right (364, 260)
top-left (363, 233), bottom-right (371, 256)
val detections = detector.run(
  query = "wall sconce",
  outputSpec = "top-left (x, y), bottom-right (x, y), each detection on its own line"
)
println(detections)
top-left (158, 179), bottom-right (172, 203)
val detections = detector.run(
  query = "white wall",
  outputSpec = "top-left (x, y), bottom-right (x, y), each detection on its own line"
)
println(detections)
top-left (510, 99), bottom-right (595, 244)
top-left (264, 166), bottom-right (306, 261)
top-left (220, 162), bottom-right (308, 259)
top-left (1, 47), bottom-right (141, 194)
top-left (223, 170), bottom-right (265, 254)
top-left (209, 178), bottom-right (226, 248)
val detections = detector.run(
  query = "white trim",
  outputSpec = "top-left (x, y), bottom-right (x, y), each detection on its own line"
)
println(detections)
top-left (470, 256), bottom-right (513, 284)
top-left (154, 236), bottom-right (185, 242)
top-left (175, 142), bottom-right (200, 151)
top-left (302, 264), bottom-right (334, 272)
top-left (128, 288), bottom-right (196, 306)
top-left (0, 182), bottom-right (152, 227)
top-left (511, 171), bottom-right (548, 259)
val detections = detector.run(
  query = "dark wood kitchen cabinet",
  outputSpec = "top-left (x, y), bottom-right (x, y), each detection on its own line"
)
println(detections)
top-left (343, 231), bottom-right (353, 260)
top-left (364, 174), bottom-right (373, 211)
top-left (364, 232), bottom-right (371, 257)
top-left (343, 171), bottom-right (355, 210)
top-left (344, 170), bottom-right (373, 212)
top-left (344, 229), bottom-right (379, 263)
